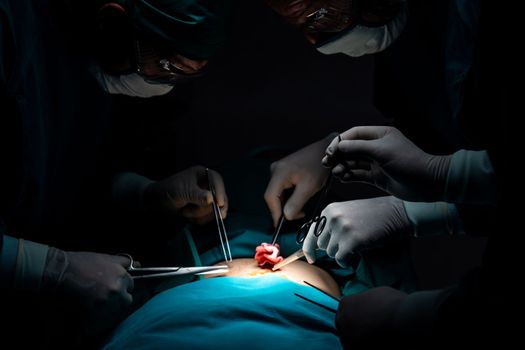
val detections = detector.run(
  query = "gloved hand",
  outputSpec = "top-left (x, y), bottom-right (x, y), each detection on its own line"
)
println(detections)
top-left (265, 0), bottom-right (356, 43)
top-left (303, 196), bottom-right (411, 267)
top-left (144, 166), bottom-right (228, 225)
top-left (323, 126), bottom-right (452, 202)
top-left (336, 286), bottom-right (408, 348)
top-left (264, 135), bottom-right (335, 227)
top-left (42, 248), bottom-right (134, 332)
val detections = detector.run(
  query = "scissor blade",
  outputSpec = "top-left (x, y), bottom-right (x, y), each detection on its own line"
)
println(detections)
top-left (178, 265), bottom-right (229, 275)
top-left (272, 249), bottom-right (305, 271)
top-left (130, 267), bottom-right (184, 272)
top-left (131, 266), bottom-right (229, 279)
top-left (195, 268), bottom-right (229, 276)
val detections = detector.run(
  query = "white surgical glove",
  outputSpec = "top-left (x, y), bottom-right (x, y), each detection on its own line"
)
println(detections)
top-left (303, 196), bottom-right (411, 267)
top-left (264, 133), bottom-right (337, 226)
top-left (323, 126), bottom-right (452, 202)
top-left (144, 166), bottom-right (228, 224)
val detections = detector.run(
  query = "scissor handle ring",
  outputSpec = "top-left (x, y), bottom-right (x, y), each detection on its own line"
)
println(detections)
top-left (117, 253), bottom-right (134, 271)
top-left (296, 221), bottom-right (311, 244)
top-left (314, 216), bottom-right (327, 237)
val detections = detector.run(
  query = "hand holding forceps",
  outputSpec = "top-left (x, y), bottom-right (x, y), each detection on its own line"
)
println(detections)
top-left (119, 254), bottom-right (229, 279)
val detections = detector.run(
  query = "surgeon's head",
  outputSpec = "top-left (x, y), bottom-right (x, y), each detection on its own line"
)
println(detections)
top-left (91, 0), bottom-right (233, 97)
top-left (265, 0), bottom-right (407, 57)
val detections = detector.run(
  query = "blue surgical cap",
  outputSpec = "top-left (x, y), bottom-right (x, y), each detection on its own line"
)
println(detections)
top-left (120, 0), bottom-right (233, 60)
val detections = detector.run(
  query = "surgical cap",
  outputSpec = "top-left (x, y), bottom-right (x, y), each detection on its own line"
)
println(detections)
top-left (119, 0), bottom-right (233, 60)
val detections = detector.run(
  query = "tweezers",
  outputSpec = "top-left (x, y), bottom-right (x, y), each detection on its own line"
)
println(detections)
top-left (270, 214), bottom-right (286, 246)
top-left (206, 168), bottom-right (232, 262)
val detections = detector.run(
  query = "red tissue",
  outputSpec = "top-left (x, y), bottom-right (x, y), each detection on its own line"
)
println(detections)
top-left (255, 243), bottom-right (284, 267)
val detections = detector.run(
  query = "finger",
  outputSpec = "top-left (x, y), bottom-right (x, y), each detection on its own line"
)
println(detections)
top-left (181, 204), bottom-right (213, 219)
top-left (125, 273), bottom-right (134, 293)
top-left (325, 134), bottom-right (342, 157)
top-left (317, 226), bottom-right (331, 250)
top-left (323, 136), bottom-right (343, 168)
top-left (283, 181), bottom-right (313, 221)
top-left (170, 188), bottom-right (213, 209)
top-left (219, 202), bottom-right (229, 219)
top-left (302, 224), bottom-right (319, 264)
top-left (335, 249), bottom-right (354, 268)
top-left (336, 140), bottom-right (379, 160)
top-left (341, 172), bottom-right (353, 183)
top-left (188, 189), bottom-right (214, 207)
top-left (264, 174), bottom-right (292, 226)
top-left (209, 170), bottom-right (228, 208)
top-left (346, 169), bottom-right (374, 183)
top-left (113, 254), bottom-right (133, 268)
top-left (326, 240), bottom-right (339, 259)
top-left (332, 163), bottom-right (347, 177)
top-left (339, 126), bottom-right (389, 141)
top-left (341, 160), bottom-right (372, 170)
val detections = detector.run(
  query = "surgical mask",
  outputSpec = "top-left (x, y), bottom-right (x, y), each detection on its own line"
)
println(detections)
top-left (90, 64), bottom-right (174, 98)
top-left (317, 2), bottom-right (408, 57)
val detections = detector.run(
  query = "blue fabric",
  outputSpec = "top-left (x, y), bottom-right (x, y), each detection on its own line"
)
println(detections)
top-left (103, 276), bottom-right (342, 350)
top-left (0, 235), bottom-right (18, 288)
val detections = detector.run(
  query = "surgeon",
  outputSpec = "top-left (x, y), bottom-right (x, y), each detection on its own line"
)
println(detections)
top-left (263, 0), bottom-right (514, 346)
top-left (1, 0), bottom-right (231, 346)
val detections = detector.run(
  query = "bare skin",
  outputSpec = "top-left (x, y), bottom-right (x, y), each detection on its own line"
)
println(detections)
top-left (205, 258), bottom-right (341, 298)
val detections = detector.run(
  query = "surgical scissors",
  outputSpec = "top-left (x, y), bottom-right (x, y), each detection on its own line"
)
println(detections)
top-left (120, 254), bottom-right (229, 279)
top-left (295, 173), bottom-right (333, 244)
top-left (206, 168), bottom-right (233, 262)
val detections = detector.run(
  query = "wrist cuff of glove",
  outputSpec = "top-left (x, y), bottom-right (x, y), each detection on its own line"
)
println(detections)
top-left (444, 150), bottom-right (497, 205)
top-left (403, 201), bottom-right (464, 237)
top-left (41, 247), bottom-right (69, 292)
top-left (13, 239), bottom-right (49, 292)
top-left (112, 172), bottom-right (155, 212)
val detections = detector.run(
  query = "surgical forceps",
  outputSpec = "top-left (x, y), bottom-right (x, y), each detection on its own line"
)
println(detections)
top-left (206, 168), bottom-right (233, 262)
top-left (120, 254), bottom-right (229, 279)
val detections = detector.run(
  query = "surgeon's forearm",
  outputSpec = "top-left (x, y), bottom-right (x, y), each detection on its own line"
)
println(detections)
top-left (444, 150), bottom-right (498, 205)
top-left (403, 201), bottom-right (465, 238)
top-left (112, 172), bottom-right (155, 213)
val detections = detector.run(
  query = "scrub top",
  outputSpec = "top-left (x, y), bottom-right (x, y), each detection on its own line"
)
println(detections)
top-left (0, 0), bottom-right (114, 248)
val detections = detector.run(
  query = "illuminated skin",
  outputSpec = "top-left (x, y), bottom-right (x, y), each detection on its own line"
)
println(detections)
top-left (206, 258), bottom-right (341, 298)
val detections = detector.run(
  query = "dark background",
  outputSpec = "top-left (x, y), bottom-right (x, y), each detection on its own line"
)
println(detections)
top-left (113, 0), bottom-right (486, 291)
